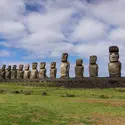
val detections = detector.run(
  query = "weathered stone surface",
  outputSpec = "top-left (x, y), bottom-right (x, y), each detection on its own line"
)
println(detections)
top-left (30, 62), bottom-right (38, 79)
top-left (89, 56), bottom-right (98, 77)
top-left (75, 59), bottom-right (84, 78)
top-left (60, 53), bottom-right (70, 78)
top-left (17, 64), bottom-right (24, 79)
top-left (11, 65), bottom-right (17, 79)
top-left (24, 64), bottom-right (30, 79)
top-left (50, 62), bottom-right (57, 78)
top-left (0, 65), bottom-right (6, 79)
top-left (39, 62), bottom-right (47, 78)
top-left (5, 65), bottom-right (11, 79)
top-left (108, 46), bottom-right (121, 77)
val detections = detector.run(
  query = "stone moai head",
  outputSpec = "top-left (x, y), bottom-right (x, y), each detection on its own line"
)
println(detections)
top-left (12, 65), bottom-right (17, 70)
top-left (51, 62), bottom-right (56, 69)
top-left (61, 53), bottom-right (68, 62)
top-left (25, 64), bottom-right (30, 70)
top-left (109, 46), bottom-right (119, 62)
top-left (19, 64), bottom-right (23, 71)
top-left (2, 65), bottom-right (6, 70)
top-left (90, 56), bottom-right (97, 64)
top-left (40, 62), bottom-right (46, 69)
top-left (76, 59), bottom-right (83, 66)
top-left (32, 62), bottom-right (38, 69)
top-left (7, 65), bottom-right (11, 71)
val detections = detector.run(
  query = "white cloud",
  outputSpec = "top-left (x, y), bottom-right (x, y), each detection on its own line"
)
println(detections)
top-left (0, 50), bottom-right (10, 57)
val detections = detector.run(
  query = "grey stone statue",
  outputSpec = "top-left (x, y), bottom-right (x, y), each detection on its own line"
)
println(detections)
top-left (108, 46), bottom-right (121, 77)
top-left (17, 64), bottom-right (24, 79)
top-left (24, 64), bottom-right (30, 79)
top-left (30, 62), bottom-right (38, 79)
top-left (0, 65), bottom-right (6, 79)
top-left (50, 62), bottom-right (57, 78)
top-left (11, 65), bottom-right (17, 79)
top-left (39, 62), bottom-right (47, 79)
top-left (60, 53), bottom-right (70, 78)
top-left (89, 56), bottom-right (98, 77)
top-left (75, 59), bottom-right (84, 78)
top-left (5, 65), bottom-right (11, 79)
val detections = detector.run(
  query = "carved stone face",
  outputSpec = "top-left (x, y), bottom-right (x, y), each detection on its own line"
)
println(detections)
top-left (7, 66), bottom-right (11, 71)
top-left (19, 64), bottom-right (23, 70)
top-left (51, 62), bottom-right (56, 68)
top-left (32, 62), bottom-right (38, 69)
top-left (76, 59), bottom-right (83, 66)
top-left (61, 53), bottom-right (68, 62)
top-left (13, 65), bottom-right (17, 70)
top-left (109, 52), bottom-right (119, 62)
top-left (90, 56), bottom-right (97, 64)
top-left (2, 65), bottom-right (6, 70)
top-left (40, 62), bottom-right (46, 69)
top-left (25, 64), bottom-right (30, 70)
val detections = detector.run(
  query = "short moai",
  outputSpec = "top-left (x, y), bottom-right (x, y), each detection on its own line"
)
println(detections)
top-left (24, 64), bottom-right (30, 79)
top-left (0, 65), bottom-right (6, 79)
top-left (60, 53), bottom-right (70, 78)
top-left (17, 64), bottom-right (24, 79)
top-left (75, 59), bottom-right (84, 78)
top-left (89, 56), bottom-right (98, 77)
top-left (11, 65), bottom-right (17, 79)
top-left (50, 62), bottom-right (57, 78)
top-left (39, 62), bottom-right (47, 79)
top-left (108, 46), bottom-right (121, 77)
top-left (5, 65), bottom-right (11, 79)
top-left (30, 62), bottom-right (38, 79)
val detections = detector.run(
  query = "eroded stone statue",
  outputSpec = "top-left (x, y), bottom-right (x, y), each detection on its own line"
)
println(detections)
top-left (24, 64), bottom-right (30, 79)
top-left (17, 64), bottom-right (24, 79)
top-left (50, 62), bottom-right (57, 78)
top-left (5, 65), bottom-right (11, 79)
top-left (89, 56), bottom-right (98, 77)
top-left (0, 65), bottom-right (6, 79)
top-left (75, 59), bottom-right (84, 78)
top-left (60, 53), bottom-right (70, 78)
top-left (39, 62), bottom-right (47, 79)
top-left (30, 62), bottom-right (38, 79)
top-left (108, 46), bottom-right (121, 77)
top-left (11, 65), bottom-right (17, 79)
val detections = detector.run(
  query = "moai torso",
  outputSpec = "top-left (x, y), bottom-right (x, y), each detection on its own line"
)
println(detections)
top-left (11, 65), bottom-right (17, 79)
top-left (39, 62), bottom-right (46, 79)
top-left (89, 56), bottom-right (98, 77)
top-left (17, 65), bottom-right (24, 79)
top-left (50, 62), bottom-right (57, 78)
top-left (0, 65), bottom-right (6, 79)
top-left (5, 66), bottom-right (11, 79)
top-left (75, 59), bottom-right (84, 78)
top-left (30, 62), bottom-right (38, 79)
top-left (108, 46), bottom-right (121, 77)
top-left (24, 64), bottom-right (30, 79)
top-left (60, 53), bottom-right (70, 78)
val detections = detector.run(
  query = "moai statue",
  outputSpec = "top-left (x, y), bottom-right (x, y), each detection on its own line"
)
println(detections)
top-left (39, 62), bottom-right (47, 79)
top-left (108, 46), bottom-right (121, 77)
top-left (89, 56), bottom-right (98, 77)
top-left (5, 65), bottom-right (11, 79)
top-left (60, 53), bottom-right (70, 78)
top-left (0, 65), bottom-right (6, 79)
top-left (30, 62), bottom-right (38, 79)
top-left (24, 64), bottom-right (30, 79)
top-left (11, 65), bottom-right (17, 79)
top-left (75, 59), bottom-right (84, 78)
top-left (17, 64), bottom-right (24, 79)
top-left (50, 62), bottom-right (57, 78)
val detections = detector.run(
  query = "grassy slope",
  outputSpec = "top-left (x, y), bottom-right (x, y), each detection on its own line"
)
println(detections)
top-left (0, 84), bottom-right (125, 125)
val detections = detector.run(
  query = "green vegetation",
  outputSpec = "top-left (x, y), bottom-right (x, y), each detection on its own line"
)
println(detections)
top-left (0, 83), bottom-right (125, 125)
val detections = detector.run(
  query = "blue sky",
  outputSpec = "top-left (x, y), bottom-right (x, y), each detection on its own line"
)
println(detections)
top-left (1, 0), bottom-right (125, 77)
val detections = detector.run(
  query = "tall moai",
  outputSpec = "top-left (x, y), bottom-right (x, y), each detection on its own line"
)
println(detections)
top-left (0, 65), bottom-right (6, 79)
top-left (50, 62), bottom-right (57, 78)
top-left (75, 59), bottom-right (84, 78)
top-left (5, 65), bottom-right (11, 79)
top-left (30, 62), bottom-right (38, 79)
top-left (108, 46), bottom-right (121, 77)
top-left (17, 64), bottom-right (24, 79)
top-left (89, 56), bottom-right (98, 77)
top-left (24, 64), bottom-right (30, 79)
top-left (11, 65), bottom-right (17, 79)
top-left (60, 53), bottom-right (70, 78)
top-left (39, 62), bottom-right (47, 79)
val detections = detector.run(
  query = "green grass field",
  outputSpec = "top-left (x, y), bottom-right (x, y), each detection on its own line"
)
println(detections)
top-left (0, 83), bottom-right (125, 125)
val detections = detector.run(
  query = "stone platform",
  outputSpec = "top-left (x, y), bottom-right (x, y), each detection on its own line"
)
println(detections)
top-left (0, 77), bottom-right (125, 88)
